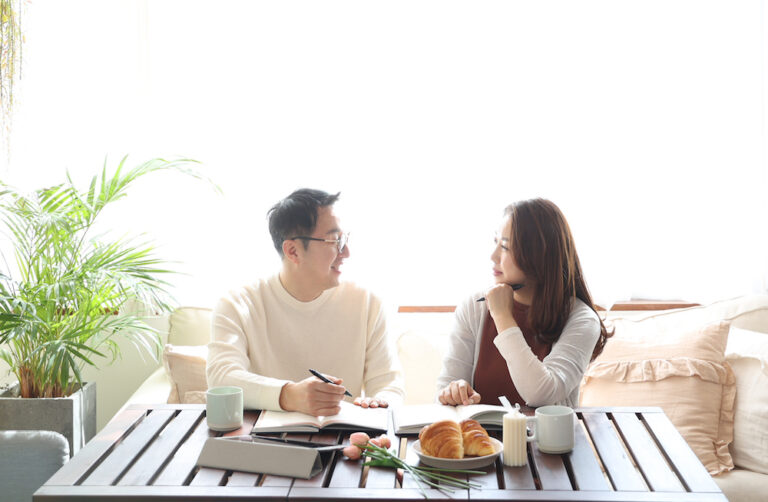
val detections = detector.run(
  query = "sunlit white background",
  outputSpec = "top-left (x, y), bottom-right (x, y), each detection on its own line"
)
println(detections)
top-left (2, 0), bottom-right (766, 310)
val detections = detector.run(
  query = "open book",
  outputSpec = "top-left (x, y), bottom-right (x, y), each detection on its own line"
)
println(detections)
top-left (392, 403), bottom-right (509, 434)
top-left (251, 401), bottom-right (389, 433)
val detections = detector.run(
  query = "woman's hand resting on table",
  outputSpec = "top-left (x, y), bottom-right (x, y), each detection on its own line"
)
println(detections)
top-left (438, 379), bottom-right (482, 406)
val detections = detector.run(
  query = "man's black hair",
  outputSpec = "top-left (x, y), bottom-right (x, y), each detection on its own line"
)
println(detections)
top-left (267, 188), bottom-right (341, 256)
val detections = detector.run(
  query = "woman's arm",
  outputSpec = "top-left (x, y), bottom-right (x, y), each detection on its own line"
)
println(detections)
top-left (493, 300), bottom-right (600, 406)
top-left (436, 296), bottom-right (484, 395)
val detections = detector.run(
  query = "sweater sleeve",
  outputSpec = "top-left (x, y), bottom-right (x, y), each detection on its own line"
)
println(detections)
top-left (492, 300), bottom-right (600, 407)
top-left (436, 295), bottom-right (481, 396)
top-left (206, 294), bottom-right (290, 411)
top-left (362, 296), bottom-right (405, 404)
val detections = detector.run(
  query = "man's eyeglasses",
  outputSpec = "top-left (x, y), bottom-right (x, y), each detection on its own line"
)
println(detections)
top-left (289, 232), bottom-right (349, 253)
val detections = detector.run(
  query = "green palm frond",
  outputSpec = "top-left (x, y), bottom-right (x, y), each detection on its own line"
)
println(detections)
top-left (0, 157), bottom-right (214, 397)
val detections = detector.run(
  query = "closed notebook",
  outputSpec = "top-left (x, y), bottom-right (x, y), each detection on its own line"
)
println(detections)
top-left (252, 401), bottom-right (389, 433)
top-left (392, 403), bottom-right (508, 434)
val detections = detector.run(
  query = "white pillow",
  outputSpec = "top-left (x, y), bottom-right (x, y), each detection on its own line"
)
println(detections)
top-left (724, 327), bottom-right (768, 474)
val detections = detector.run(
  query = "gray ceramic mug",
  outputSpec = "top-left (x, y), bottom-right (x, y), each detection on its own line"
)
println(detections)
top-left (206, 386), bottom-right (243, 431)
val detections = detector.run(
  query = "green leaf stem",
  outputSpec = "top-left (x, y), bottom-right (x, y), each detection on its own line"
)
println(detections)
top-left (361, 443), bottom-right (484, 498)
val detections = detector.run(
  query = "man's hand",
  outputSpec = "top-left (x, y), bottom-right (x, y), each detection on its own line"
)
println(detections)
top-left (438, 379), bottom-right (482, 406)
top-left (353, 396), bottom-right (389, 409)
top-left (279, 375), bottom-right (347, 416)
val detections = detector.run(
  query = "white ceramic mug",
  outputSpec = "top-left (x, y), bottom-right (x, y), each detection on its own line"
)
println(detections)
top-left (206, 386), bottom-right (244, 432)
top-left (526, 405), bottom-right (575, 454)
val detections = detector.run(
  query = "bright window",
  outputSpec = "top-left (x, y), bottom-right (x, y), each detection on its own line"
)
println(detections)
top-left (3, 1), bottom-right (766, 309)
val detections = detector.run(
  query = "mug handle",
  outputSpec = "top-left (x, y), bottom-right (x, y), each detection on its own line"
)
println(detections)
top-left (526, 416), bottom-right (536, 443)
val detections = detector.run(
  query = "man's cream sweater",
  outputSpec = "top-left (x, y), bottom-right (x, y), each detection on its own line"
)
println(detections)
top-left (207, 275), bottom-right (405, 411)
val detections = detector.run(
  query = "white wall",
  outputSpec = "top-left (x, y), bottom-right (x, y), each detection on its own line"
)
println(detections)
top-left (1, 1), bottom-right (764, 311)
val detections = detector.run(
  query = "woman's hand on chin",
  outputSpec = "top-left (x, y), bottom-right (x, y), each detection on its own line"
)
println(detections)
top-left (485, 283), bottom-right (518, 332)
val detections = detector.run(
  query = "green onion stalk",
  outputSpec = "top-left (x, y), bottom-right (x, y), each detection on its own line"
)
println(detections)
top-left (360, 442), bottom-right (484, 498)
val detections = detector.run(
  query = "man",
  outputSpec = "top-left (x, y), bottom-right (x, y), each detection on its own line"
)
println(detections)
top-left (207, 188), bottom-right (404, 416)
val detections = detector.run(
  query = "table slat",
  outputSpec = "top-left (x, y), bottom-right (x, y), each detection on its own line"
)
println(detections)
top-left (153, 416), bottom-right (217, 486)
top-left (260, 432), bottom-right (308, 488)
top-left (82, 409), bottom-right (176, 486)
top-left (327, 430), bottom-right (366, 489)
top-left (364, 432), bottom-right (399, 489)
top-left (328, 456), bottom-right (364, 488)
top-left (290, 431), bottom-right (340, 489)
top-left (259, 473), bottom-right (294, 488)
top-left (119, 409), bottom-right (203, 486)
top-left (290, 430), bottom-right (378, 500)
top-left (530, 447), bottom-right (572, 491)
top-left (642, 412), bottom-right (721, 493)
top-left (226, 471), bottom-right (261, 487)
top-left (582, 412), bottom-right (646, 491)
top-left (44, 407), bottom-right (146, 486)
top-left (471, 458), bottom-right (501, 490)
top-left (222, 412), bottom-right (263, 487)
top-left (188, 467), bottom-right (228, 486)
top-left (401, 437), bottom-right (421, 490)
top-left (566, 415), bottom-right (611, 491)
top-left (613, 412), bottom-right (685, 492)
top-left (487, 430), bottom-right (535, 491)
top-left (364, 463), bottom-right (398, 489)
top-left (186, 410), bottom-right (260, 487)
top-left (436, 466), bottom-right (469, 499)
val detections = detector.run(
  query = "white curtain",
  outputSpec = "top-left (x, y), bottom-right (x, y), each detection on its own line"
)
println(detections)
top-left (3, 0), bottom-right (766, 309)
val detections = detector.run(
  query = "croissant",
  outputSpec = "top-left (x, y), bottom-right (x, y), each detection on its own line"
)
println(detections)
top-left (460, 419), bottom-right (496, 457)
top-left (419, 420), bottom-right (464, 459)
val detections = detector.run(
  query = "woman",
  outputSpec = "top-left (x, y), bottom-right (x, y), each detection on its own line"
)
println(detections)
top-left (437, 198), bottom-right (611, 408)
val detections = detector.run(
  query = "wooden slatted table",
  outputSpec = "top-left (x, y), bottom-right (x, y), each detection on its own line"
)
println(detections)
top-left (34, 404), bottom-right (727, 501)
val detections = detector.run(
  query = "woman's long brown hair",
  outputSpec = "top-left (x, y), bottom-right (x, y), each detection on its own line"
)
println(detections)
top-left (506, 198), bottom-right (611, 360)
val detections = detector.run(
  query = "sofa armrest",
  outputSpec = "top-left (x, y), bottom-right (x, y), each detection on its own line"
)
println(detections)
top-left (123, 367), bottom-right (171, 407)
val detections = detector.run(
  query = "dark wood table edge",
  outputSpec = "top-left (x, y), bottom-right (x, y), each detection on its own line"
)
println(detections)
top-left (35, 485), bottom-right (729, 501)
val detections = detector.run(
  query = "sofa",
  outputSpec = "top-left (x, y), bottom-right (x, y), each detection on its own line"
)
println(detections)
top-left (0, 430), bottom-right (69, 502)
top-left (124, 295), bottom-right (768, 502)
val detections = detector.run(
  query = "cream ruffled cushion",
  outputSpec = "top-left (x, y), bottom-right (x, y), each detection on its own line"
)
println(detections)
top-left (162, 344), bottom-right (209, 404)
top-left (725, 327), bottom-right (768, 474)
top-left (580, 320), bottom-right (735, 475)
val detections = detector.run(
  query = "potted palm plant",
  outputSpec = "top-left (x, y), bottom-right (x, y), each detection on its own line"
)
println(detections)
top-left (0, 156), bottom-right (211, 454)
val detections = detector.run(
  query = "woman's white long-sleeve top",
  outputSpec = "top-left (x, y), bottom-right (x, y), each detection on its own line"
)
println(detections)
top-left (436, 295), bottom-right (600, 407)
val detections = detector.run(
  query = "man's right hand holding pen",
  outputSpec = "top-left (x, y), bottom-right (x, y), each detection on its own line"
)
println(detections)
top-left (278, 371), bottom-right (390, 416)
top-left (279, 374), bottom-right (347, 417)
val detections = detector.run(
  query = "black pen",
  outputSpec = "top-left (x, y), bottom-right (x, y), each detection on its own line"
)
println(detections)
top-left (476, 283), bottom-right (525, 302)
top-left (309, 369), bottom-right (353, 397)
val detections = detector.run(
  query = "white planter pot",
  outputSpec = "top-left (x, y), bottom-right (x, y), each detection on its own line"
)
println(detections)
top-left (0, 381), bottom-right (97, 456)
